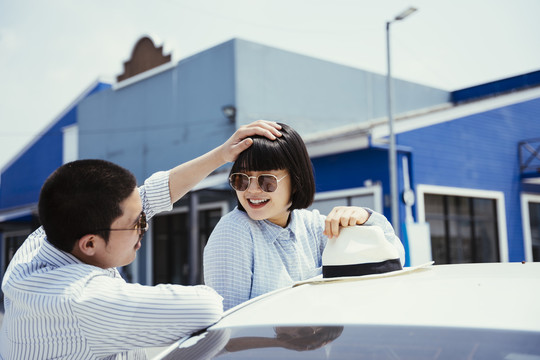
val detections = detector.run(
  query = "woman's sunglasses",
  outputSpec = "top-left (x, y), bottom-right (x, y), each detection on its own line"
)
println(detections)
top-left (229, 173), bottom-right (288, 193)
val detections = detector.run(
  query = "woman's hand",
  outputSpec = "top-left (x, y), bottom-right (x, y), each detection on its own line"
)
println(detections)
top-left (219, 120), bottom-right (282, 163)
top-left (323, 206), bottom-right (370, 238)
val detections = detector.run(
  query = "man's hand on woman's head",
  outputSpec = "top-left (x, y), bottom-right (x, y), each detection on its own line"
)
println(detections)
top-left (220, 120), bottom-right (282, 163)
top-left (323, 206), bottom-right (370, 239)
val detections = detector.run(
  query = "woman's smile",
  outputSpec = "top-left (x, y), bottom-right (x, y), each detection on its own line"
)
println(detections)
top-left (248, 198), bottom-right (269, 207)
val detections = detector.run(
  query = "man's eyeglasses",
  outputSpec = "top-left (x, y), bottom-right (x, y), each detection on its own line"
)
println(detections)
top-left (229, 173), bottom-right (288, 193)
top-left (95, 212), bottom-right (148, 239)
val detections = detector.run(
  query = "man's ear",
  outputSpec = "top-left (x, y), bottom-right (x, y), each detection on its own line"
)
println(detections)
top-left (77, 234), bottom-right (99, 256)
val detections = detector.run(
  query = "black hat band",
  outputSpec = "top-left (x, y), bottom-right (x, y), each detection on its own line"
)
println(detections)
top-left (323, 258), bottom-right (403, 278)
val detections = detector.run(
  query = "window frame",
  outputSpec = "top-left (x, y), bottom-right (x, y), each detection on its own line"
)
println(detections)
top-left (416, 184), bottom-right (508, 262)
top-left (312, 184), bottom-right (383, 214)
top-left (142, 201), bottom-right (229, 285)
top-left (521, 193), bottom-right (540, 262)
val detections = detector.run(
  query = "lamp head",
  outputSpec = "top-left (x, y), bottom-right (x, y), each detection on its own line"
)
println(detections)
top-left (394, 7), bottom-right (417, 21)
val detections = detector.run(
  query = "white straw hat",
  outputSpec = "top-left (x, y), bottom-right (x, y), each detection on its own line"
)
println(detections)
top-left (322, 226), bottom-right (403, 278)
top-left (294, 226), bottom-right (433, 287)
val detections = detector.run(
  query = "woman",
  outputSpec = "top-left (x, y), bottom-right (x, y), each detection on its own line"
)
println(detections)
top-left (203, 123), bottom-right (404, 311)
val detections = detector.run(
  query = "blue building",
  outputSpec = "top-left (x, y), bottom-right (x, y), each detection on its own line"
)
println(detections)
top-left (309, 73), bottom-right (540, 267)
top-left (0, 36), bottom-right (538, 289)
top-left (0, 81), bottom-right (110, 278)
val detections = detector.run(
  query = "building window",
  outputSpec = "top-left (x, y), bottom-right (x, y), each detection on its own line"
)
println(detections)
top-left (2, 230), bottom-right (31, 274)
top-left (424, 194), bottom-right (499, 264)
top-left (521, 194), bottom-right (540, 262)
top-left (152, 212), bottom-right (189, 284)
top-left (529, 202), bottom-right (540, 261)
top-left (310, 185), bottom-right (382, 215)
top-left (151, 204), bottom-right (226, 285)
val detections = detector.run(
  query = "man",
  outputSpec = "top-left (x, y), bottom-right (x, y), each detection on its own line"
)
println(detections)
top-left (0, 120), bottom-right (282, 360)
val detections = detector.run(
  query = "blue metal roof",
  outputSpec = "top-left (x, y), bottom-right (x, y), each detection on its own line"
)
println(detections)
top-left (451, 70), bottom-right (540, 103)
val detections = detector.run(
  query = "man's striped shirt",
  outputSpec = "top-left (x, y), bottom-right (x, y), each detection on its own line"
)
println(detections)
top-left (0, 171), bottom-right (223, 359)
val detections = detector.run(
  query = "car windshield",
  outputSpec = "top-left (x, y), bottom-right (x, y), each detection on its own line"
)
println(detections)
top-left (161, 325), bottom-right (540, 360)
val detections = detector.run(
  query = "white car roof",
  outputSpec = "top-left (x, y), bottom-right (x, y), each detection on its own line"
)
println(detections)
top-left (213, 262), bottom-right (540, 332)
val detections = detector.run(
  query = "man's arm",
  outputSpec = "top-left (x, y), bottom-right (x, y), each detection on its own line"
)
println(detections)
top-left (168, 120), bottom-right (282, 203)
top-left (74, 275), bottom-right (224, 353)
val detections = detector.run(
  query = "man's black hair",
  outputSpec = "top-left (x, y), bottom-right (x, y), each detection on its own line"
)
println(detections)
top-left (38, 159), bottom-right (137, 252)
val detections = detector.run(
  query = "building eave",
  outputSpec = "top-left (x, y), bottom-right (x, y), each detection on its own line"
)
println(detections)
top-left (303, 85), bottom-right (540, 158)
top-left (0, 203), bottom-right (38, 222)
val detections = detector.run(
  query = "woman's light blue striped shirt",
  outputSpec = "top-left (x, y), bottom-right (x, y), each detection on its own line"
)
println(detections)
top-left (203, 207), bottom-right (405, 311)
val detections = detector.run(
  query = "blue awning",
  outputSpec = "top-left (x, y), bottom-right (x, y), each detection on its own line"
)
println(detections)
top-left (0, 204), bottom-right (37, 222)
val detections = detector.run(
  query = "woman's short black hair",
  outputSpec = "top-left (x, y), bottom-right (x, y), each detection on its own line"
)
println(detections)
top-left (230, 122), bottom-right (315, 212)
top-left (38, 159), bottom-right (137, 253)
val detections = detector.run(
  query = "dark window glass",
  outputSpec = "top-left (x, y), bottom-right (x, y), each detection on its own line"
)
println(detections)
top-left (153, 213), bottom-right (189, 285)
top-left (424, 194), bottom-right (499, 264)
top-left (4, 233), bottom-right (28, 272)
top-left (152, 207), bottom-right (223, 285)
top-left (447, 196), bottom-right (472, 263)
top-left (473, 198), bottom-right (499, 262)
top-left (424, 194), bottom-right (444, 216)
top-left (428, 219), bottom-right (447, 263)
top-left (529, 202), bottom-right (540, 261)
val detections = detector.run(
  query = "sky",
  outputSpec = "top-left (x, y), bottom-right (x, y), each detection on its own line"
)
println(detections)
top-left (1, 0), bottom-right (539, 171)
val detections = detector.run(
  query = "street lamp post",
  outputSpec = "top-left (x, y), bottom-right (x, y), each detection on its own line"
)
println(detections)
top-left (386, 6), bottom-right (417, 238)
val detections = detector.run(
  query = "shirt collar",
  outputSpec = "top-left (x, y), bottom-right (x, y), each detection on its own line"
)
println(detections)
top-left (261, 210), bottom-right (298, 243)
top-left (40, 235), bottom-right (86, 268)
top-left (41, 235), bottom-right (120, 277)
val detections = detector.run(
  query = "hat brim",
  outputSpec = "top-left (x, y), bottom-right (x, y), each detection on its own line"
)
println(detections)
top-left (294, 261), bottom-right (434, 287)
